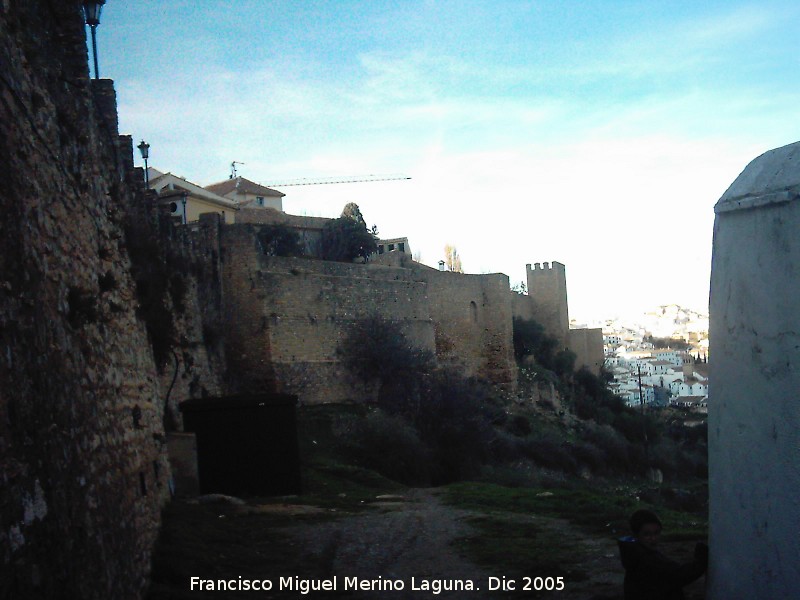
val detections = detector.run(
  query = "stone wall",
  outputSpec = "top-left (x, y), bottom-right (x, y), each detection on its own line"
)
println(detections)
top-left (567, 328), bottom-right (604, 375)
top-left (159, 214), bottom-right (228, 428)
top-left (0, 3), bottom-right (169, 598)
top-left (526, 261), bottom-right (569, 348)
top-left (416, 266), bottom-right (517, 389)
top-left (708, 142), bottom-right (800, 598)
top-left (235, 208), bottom-right (329, 256)
top-left (218, 225), bottom-right (517, 402)
top-left (219, 225), bottom-right (436, 402)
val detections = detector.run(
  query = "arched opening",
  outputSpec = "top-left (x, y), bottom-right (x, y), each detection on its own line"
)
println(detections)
top-left (469, 301), bottom-right (478, 323)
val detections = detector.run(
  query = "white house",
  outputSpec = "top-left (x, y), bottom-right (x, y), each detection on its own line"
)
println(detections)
top-left (205, 176), bottom-right (286, 212)
top-left (148, 168), bottom-right (240, 224)
top-left (670, 377), bottom-right (708, 397)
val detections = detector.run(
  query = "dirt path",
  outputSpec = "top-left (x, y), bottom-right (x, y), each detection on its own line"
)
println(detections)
top-left (278, 488), bottom-right (626, 599)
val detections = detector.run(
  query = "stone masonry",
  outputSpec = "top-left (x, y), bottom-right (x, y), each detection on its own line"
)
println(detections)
top-left (1, 3), bottom-right (170, 598)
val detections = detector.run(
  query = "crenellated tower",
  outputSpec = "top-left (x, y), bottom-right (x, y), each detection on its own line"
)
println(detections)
top-left (525, 261), bottom-right (569, 348)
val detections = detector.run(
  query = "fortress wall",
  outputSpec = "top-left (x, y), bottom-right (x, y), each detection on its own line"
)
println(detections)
top-left (567, 328), bottom-right (604, 375)
top-left (417, 267), bottom-right (517, 389)
top-left (1, 4), bottom-right (168, 597)
top-left (220, 226), bottom-right (435, 403)
top-left (159, 214), bottom-right (228, 426)
top-left (219, 225), bottom-right (279, 391)
top-left (235, 208), bottom-right (328, 256)
top-left (526, 261), bottom-right (569, 348)
top-left (219, 225), bottom-right (517, 400)
top-left (511, 291), bottom-right (537, 322)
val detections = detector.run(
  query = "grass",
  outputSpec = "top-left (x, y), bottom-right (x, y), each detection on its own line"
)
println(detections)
top-left (444, 481), bottom-right (706, 538)
top-left (296, 459), bottom-right (406, 510)
top-left (454, 514), bottom-right (589, 595)
top-left (443, 479), bottom-right (707, 590)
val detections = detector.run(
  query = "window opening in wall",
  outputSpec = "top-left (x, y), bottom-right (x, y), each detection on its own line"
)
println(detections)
top-left (470, 301), bottom-right (478, 323)
top-left (399, 242), bottom-right (405, 252)
top-left (388, 244), bottom-right (395, 251)
top-left (256, 196), bottom-right (265, 206)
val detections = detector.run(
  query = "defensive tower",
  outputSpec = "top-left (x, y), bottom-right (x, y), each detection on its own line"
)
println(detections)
top-left (525, 261), bottom-right (569, 348)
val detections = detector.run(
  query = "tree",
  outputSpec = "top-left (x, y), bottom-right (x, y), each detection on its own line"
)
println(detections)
top-left (512, 317), bottom-right (557, 365)
top-left (341, 202), bottom-right (365, 223)
top-left (256, 224), bottom-right (305, 257)
top-left (320, 203), bottom-right (378, 262)
top-left (337, 315), bottom-right (435, 414)
top-left (338, 316), bottom-right (434, 386)
top-left (444, 244), bottom-right (463, 272)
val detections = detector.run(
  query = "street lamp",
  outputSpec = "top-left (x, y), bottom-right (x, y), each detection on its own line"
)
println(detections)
top-left (82, 1), bottom-right (106, 79)
top-left (137, 140), bottom-right (150, 188)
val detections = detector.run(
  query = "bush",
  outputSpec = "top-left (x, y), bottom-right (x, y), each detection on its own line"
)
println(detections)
top-left (513, 317), bottom-right (557, 365)
top-left (337, 320), bottom-right (503, 484)
top-left (519, 430), bottom-right (579, 474)
top-left (583, 423), bottom-right (633, 472)
top-left (257, 224), bottom-right (305, 257)
top-left (339, 410), bottom-right (432, 485)
top-left (412, 374), bottom-right (501, 484)
top-left (337, 315), bottom-right (434, 409)
top-left (320, 203), bottom-right (378, 262)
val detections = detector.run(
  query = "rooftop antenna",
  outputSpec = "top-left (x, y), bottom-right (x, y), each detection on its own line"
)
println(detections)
top-left (230, 161), bottom-right (245, 179)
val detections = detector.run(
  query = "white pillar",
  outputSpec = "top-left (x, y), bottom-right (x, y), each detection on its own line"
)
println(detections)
top-left (709, 142), bottom-right (800, 598)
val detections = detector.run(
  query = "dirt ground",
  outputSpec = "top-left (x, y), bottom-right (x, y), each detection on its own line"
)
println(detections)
top-left (248, 488), bottom-right (705, 600)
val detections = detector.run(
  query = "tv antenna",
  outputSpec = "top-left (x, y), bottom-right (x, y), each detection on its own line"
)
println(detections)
top-left (230, 161), bottom-right (245, 179)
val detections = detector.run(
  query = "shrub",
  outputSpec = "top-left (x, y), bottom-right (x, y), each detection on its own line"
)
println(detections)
top-left (320, 203), bottom-right (378, 262)
top-left (412, 373), bottom-right (500, 484)
top-left (340, 410), bottom-right (432, 485)
top-left (337, 315), bottom-right (434, 409)
top-left (257, 224), bottom-right (305, 257)
top-left (512, 317), bottom-right (557, 364)
top-left (519, 430), bottom-right (579, 474)
top-left (584, 423), bottom-right (633, 471)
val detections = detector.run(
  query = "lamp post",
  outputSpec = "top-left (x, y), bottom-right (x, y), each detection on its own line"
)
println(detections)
top-left (82, 1), bottom-right (106, 79)
top-left (137, 140), bottom-right (150, 188)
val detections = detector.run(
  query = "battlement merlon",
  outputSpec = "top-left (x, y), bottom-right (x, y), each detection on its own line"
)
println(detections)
top-left (526, 261), bottom-right (566, 274)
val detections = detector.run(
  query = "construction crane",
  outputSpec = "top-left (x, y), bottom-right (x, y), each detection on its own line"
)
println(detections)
top-left (260, 174), bottom-right (411, 187)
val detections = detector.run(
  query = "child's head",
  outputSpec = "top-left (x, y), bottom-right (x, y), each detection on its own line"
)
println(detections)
top-left (630, 509), bottom-right (662, 549)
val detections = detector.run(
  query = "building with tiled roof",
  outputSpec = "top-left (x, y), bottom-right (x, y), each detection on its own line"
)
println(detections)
top-left (148, 168), bottom-right (240, 223)
top-left (204, 177), bottom-right (285, 211)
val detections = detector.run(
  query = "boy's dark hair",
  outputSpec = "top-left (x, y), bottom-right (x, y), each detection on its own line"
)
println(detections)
top-left (629, 509), bottom-right (662, 535)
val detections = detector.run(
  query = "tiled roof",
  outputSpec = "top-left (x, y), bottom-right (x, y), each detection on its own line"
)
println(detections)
top-left (150, 171), bottom-right (240, 208)
top-left (205, 177), bottom-right (285, 198)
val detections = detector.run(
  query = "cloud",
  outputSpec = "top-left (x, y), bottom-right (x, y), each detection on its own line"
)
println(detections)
top-left (110, 1), bottom-right (799, 321)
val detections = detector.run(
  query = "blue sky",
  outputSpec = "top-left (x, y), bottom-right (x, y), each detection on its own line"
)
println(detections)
top-left (98, 1), bottom-right (800, 321)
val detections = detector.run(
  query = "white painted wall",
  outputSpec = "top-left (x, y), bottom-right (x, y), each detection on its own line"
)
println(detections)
top-left (709, 141), bottom-right (800, 598)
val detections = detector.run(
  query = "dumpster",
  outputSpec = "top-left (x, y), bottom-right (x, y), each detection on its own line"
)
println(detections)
top-left (179, 393), bottom-right (301, 496)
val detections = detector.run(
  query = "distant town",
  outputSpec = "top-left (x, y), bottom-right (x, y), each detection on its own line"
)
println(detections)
top-left (574, 304), bottom-right (709, 413)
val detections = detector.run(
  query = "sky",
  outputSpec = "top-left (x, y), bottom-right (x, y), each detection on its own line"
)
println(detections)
top-left (97, 1), bottom-right (800, 322)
